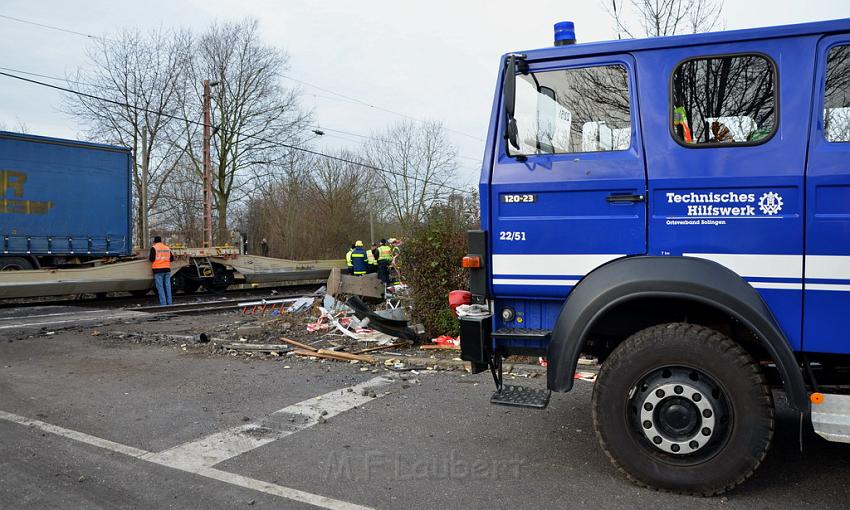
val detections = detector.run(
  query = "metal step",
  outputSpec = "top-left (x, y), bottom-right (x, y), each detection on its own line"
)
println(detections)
top-left (491, 328), bottom-right (551, 340)
top-left (490, 384), bottom-right (551, 409)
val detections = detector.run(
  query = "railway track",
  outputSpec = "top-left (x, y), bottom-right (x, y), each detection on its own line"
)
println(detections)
top-left (0, 286), bottom-right (321, 334)
top-left (0, 282), bottom-right (321, 311)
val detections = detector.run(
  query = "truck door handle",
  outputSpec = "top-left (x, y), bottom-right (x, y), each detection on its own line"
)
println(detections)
top-left (606, 193), bottom-right (645, 203)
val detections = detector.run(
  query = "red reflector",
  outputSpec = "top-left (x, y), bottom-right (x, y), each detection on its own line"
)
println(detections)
top-left (462, 256), bottom-right (481, 268)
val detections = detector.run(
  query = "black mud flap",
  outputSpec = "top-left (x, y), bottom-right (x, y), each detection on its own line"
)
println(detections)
top-left (460, 316), bottom-right (490, 374)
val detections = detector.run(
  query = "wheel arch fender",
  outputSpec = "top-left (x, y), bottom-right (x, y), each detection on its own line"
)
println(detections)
top-left (546, 256), bottom-right (809, 411)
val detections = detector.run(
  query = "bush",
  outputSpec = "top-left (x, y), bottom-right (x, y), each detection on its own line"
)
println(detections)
top-left (400, 203), bottom-right (469, 338)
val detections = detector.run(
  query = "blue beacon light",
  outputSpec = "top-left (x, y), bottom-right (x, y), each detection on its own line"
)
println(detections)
top-left (554, 21), bottom-right (576, 46)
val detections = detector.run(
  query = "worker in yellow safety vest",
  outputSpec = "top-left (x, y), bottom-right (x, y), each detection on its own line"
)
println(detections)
top-left (149, 236), bottom-right (174, 306)
top-left (345, 243), bottom-right (354, 275)
top-left (377, 239), bottom-right (393, 285)
top-left (366, 243), bottom-right (378, 273)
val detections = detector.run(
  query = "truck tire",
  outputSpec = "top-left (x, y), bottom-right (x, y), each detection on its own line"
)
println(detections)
top-left (591, 323), bottom-right (774, 495)
top-left (0, 257), bottom-right (33, 271)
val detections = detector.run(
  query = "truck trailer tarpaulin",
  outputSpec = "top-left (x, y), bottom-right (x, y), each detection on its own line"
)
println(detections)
top-left (0, 130), bottom-right (132, 263)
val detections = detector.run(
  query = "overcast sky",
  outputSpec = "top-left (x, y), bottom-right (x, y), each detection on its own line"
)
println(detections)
top-left (2, 0), bottom-right (850, 186)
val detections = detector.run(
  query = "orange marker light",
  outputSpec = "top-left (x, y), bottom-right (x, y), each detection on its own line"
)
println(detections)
top-left (810, 392), bottom-right (825, 405)
top-left (462, 256), bottom-right (481, 268)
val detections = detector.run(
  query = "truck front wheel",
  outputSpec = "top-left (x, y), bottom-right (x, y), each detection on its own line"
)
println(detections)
top-left (592, 323), bottom-right (774, 495)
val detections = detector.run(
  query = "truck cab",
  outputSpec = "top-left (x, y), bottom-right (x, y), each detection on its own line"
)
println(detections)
top-left (460, 18), bottom-right (850, 495)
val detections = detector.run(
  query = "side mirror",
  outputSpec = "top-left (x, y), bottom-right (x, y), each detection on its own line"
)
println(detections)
top-left (503, 55), bottom-right (520, 150)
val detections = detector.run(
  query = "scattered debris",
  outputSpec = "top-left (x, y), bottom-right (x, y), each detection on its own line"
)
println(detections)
top-left (223, 343), bottom-right (293, 353)
top-left (280, 337), bottom-right (319, 352)
top-left (346, 296), bottom-right (422, 341)
top-left (574, 371), bottom-right (597, 382)
top-left (423, 335), bottom-right (460, 350)
top-left (420, 344), bottom-right (460, 351)
top-left (292, 348), bottom-right (375, 364)
top-left (235, 325), bottom-right (263, 338)
top-left (326, 268), bottom-right (384, 299)
top-left (353, 342), bottom-right (411, 354)
top-left (455, 303), bottom-right (490, 318)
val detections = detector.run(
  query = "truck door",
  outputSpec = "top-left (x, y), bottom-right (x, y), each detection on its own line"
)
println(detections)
top-left (490, 54), bottom-right (646, 299)
top-left (804, 36), bottom-right (850, 354)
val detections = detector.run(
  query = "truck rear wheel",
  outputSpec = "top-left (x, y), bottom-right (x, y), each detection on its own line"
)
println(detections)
top-left (592, 323), bottom-right (774, 495)
top-left (0, 257), bottom-right (33, 271)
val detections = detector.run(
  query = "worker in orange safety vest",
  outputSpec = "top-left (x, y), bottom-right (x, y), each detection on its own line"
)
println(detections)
top-left (149, 236), bottom-right (175, 306)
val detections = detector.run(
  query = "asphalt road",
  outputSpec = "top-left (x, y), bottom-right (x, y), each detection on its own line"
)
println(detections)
top-left (1, 329), bottom-right (849, 509)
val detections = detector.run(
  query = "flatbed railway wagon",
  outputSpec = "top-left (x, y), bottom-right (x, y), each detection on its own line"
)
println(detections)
top-left (0, 130), bottom-right (343, 299)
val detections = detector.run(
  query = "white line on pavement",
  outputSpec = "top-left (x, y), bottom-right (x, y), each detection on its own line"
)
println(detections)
top-left (0, 375), bottom-right (400, 510)
top-left (145, 375), bottom-right (396, 468)
top-left (0, 410), bottom-right (150, 458)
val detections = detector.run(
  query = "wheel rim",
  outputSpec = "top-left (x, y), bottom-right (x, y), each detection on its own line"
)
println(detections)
top-left (629, 367), bottom-right (731, 462)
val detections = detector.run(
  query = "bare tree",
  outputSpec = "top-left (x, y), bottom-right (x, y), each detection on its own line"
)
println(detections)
top-left (606, 0), bottom-right (724, 38)
top-left (243, 149), bottom-right (374, 259)
top-left (63, 28), bottom-right (189, 248)
top-left (154, 157), bottom-right (204, 246)
top-left (0, 119), bottom-right (29, 132)
top-left (177, 19), bottom-right (311, 243)
top-left (365, 121), bottom-right (458, 231)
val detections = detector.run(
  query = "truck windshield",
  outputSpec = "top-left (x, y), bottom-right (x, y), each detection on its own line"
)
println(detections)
top-left (510, 64), bottom-right (630, 156)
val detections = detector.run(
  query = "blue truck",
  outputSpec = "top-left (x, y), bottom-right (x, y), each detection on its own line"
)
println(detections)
top-left (458, 18), bottom-right (850, 494)
top-left (0, 130), bottom-right (132, 269)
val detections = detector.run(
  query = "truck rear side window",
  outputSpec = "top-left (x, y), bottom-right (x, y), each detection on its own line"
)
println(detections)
top-left (512, 64), bottom-right (630, 155)
top-left (824, 45), bottom-right (850, 142)
top-left (671, 54), bottom-right (776, 146)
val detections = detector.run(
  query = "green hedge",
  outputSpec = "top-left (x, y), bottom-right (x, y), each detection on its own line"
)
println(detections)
top-left (400, 203), bottom-right (469, 338)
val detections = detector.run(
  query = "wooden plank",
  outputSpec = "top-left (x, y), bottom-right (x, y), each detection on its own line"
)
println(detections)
top-left (354, 342), bottom-right (410, 354)
top-left (326, 267), bottom-right (342, 296)
top-left (335, 273), bottom-right (384, 298)
top-left (317, 349), bottom-right (375, 363)
top-left (223, 343), bottom-right (291, 351)
top-left (293, 348), bottom-right (374, 363)
top-left (280, 337), bottom-right (319, 352)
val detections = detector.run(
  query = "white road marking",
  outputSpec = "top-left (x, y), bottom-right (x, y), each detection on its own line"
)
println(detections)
top-left (0, 410), bottom-right (150, 458)
top-left (146, 375), bottom-right (395, 468)
top-left (0, 375), bottom-right (401, 510)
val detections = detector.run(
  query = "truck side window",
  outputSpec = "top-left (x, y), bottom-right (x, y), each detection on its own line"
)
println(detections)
top-left (512, 64), bottom-right (630, 155)
top-left (824, 45), bottom-right (850, 142)
top-left (671, 54), bottom-right (776, 146)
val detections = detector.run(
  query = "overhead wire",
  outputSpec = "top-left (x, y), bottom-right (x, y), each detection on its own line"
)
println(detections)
top-left (0, 69), bottom-right (472, 194)
top-left (0, 64), bottom-right (483, 175)
top-left (290, 75), bottom-right (485, 143)
top-left (1, 12), bottom-right (483, 145)
top-left (310, 123), bottom-right (483, 163)
top-left (0, 13), bottom-right (112, 42)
